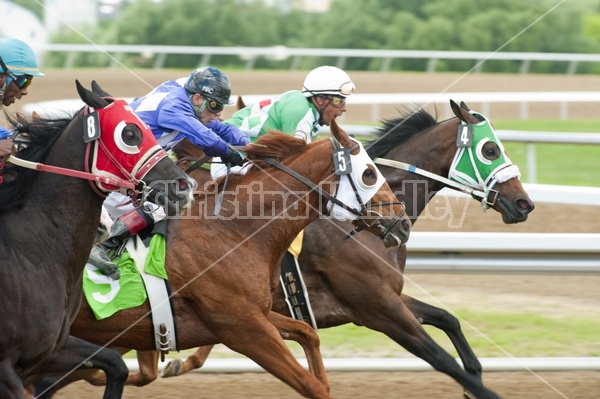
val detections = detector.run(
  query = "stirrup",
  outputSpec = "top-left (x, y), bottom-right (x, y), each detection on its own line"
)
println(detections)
top-left (88, 247), bottom-right (121, 280)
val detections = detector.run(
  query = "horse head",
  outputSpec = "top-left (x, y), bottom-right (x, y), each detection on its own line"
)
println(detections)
top-left (75, 80), bottom-right (196, 214)
top-left (449, 100), bottom-right (534, 223)
top-left (367, 101), bottom-right (534, 225)
top-left (325, 119), bottom-right (410, 247)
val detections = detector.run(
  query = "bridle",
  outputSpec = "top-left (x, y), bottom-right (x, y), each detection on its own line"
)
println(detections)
top-left (2, 105), bottom-right (168, 206)
top-left (230, 137), bottom-right (406, 241)
top-left (375, 114), bottom-right (520, 211)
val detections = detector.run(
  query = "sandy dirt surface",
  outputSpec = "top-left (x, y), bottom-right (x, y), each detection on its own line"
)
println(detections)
top-left (53, 271), bottom-right (600, 398)
top-left (14, 69), bottom-right (600, 122)
top-left (54, 370), bottom-right (600, 399)
top-left (22, 70), bottom-right (598, 398)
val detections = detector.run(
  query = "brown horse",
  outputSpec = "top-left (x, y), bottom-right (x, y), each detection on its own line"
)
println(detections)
top-left (39, 101), bottom-right (532, 399)
top-left (0, 81), bottom-right (195, 399)
top-left (58, 119), bottom-right (411, 398)
top-left (127, 100), bottom-right (532, 399)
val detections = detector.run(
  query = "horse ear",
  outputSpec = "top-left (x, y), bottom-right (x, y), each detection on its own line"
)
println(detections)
top-left (449, 99), bottom-right (460, 117)
top-left (76, 80), bottom-right (109, 109)
top-left (450, 99), bottom-right (478, 124)
top-left (91, 80), bottom-right (112, 98)
top-left (236, 95), bottom-right (246, 110)
top-left (329, 118), bottom-right (354, 150)
top-left (16, 113), bottom-right (28, 126)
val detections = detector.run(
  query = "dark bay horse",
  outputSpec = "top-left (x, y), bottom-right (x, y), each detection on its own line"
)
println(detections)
top-left (126, 100), bottom-right (532, 399)
top-left (39, 101), bottom-right (532, 398)
top-left (57, 120), bottom-right (411, 398)
top-left (0, 81), bottom-right (195, 399)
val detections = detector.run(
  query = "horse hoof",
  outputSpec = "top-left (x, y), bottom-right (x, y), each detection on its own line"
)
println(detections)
top-left (161, 359), bottom-right (182, 378)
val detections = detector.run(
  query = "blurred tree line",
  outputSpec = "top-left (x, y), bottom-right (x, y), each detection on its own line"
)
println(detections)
top-left (38, 0), bottom-right (600, 73)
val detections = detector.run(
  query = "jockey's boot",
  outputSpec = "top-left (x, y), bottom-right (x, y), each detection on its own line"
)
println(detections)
top-left (87, 207), bottom-right (155, 280)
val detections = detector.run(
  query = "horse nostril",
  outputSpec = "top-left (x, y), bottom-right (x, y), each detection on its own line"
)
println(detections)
top-left (402, 219), bottom-right (411, 232)
top-left (516, 198), bottom-right (534, 213)
top-left (178, 179), bottom-right (189, 191)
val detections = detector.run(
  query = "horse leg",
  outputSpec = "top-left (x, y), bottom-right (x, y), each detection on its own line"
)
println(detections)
top-left (0, 361), bottom-right (25, 399)
top-left (365, 300), bottom-right (502, 399)
top-left (162, 345), bottom-right (215, 378)
top-left (209, 314), bottom-right (330, 398)
top-left (127, 351), bottom-right (159, 386)
top-left (267, 311), bottom-right (329, 389)
top-left (85, 349), bottom-right (160, 387)
top-left (32, 337), bottom-right (128, 399)
top-left (401, 293), bottom-right (483, 379)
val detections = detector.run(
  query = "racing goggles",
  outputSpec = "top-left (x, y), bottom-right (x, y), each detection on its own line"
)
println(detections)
top-left (0, 57), bottom-right (33, 90)
top-left (338, 81), bottom-right (355, 96)
top-left (205, 97), bottom-right (225, 113)
top-left (324, 95), bottom-right (346, 108)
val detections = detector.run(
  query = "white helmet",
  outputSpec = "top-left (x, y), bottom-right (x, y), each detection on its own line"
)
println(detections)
top-left (301, 66), bottom-right (355, 98)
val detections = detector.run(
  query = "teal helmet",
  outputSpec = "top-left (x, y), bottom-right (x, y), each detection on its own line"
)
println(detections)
top-left (0, 38), bottom-right (44, 77)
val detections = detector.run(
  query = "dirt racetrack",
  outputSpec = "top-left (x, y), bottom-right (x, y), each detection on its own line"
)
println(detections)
top-left (53, 370), bottom-right (599, 399)
top-left (15, 68), bottom-right (600, 122)
top-left (20, 70), bottom-right (598, 398)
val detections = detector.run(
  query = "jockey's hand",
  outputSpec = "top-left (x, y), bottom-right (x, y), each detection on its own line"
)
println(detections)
top-left (221, 148), bottom-right (245, 167)
top-left (0, 139), bottom-right (14, 160)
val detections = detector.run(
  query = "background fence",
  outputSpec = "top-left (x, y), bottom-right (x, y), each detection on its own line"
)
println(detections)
top-left (23, 95), bottom-right (600, 184)
top-left (40, 44), bottom-right (600, 74)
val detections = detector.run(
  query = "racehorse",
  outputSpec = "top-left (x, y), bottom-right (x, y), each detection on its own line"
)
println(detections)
top-left (37, 100), bottom-right (532, 398)
top-left (47, 119), bottom-right (410, 398)
top-left (134, 100), bottom-right (533, 399)
top-left (0, 80), bottom-right (195, 399)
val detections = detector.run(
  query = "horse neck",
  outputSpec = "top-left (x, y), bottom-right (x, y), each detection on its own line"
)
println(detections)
top-left (383, 117), bottom-right (459, 224)
top-left (5, 121), bottom-right (103, 280)
top-left (199, 146), bottom-right (336, 261)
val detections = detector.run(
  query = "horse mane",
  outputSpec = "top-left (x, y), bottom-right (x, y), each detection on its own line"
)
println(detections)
top-left (0, 111), bottom-right (77, 211)
top-left (244, 131), bottom-right (307, 168)
top-left (366, 107), bottom-right (438, 159)
top-left (216, 131), bottom-right (307, 189)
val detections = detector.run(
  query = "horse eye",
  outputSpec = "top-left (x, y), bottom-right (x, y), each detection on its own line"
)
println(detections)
top-left (361, 167), bottom-right (377, 187)
top-left (121, 124), bottom-right (143, 146)
top-left (482, 142), bottom-right (500, 161)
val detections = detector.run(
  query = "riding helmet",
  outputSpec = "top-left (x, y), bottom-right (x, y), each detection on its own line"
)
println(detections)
top-left (184, 66), bottom-right (233, 105)
top-left (0, 38), bottom-right (44, 76)
top-left (302, 66), bottom-right (355, 98)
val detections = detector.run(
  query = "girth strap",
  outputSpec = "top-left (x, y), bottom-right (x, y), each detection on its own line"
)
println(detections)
top-left (280, 251), bottom-right (318, 330)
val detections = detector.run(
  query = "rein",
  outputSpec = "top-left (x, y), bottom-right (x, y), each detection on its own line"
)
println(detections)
top-left (5, 154), bottom-right (138, 191)
top-left (257, 138), bottom-right (404, 242)
top-left (372, 115), bottom-right (526, 209)
top-left (260, 156), bottom-right (365, 218)
top-left (177, 155), bottom-right (212, 175)
top-left (373, 157), bottom-right (499, 206)
top-left (177, 140), bottom-right (405, 241)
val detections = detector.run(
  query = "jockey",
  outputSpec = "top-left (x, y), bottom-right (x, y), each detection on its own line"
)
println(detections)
top-left (227, 65), bottom-right (354, 143)
top-left (88, 66), bottom-right (250, 279)
top-left (0, 37), bottom-right (44, 159)
top-left (211, 65), bottom-right (355, 178)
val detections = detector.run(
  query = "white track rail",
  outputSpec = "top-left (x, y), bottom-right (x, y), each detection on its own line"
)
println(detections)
top-left (124, 357), bottom-right (600, 373)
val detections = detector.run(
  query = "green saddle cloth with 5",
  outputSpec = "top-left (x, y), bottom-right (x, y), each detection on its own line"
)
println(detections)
top-left (83, 233), bottom-right (168, 320)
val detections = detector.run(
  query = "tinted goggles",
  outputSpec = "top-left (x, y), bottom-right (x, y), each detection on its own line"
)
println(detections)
top-left (324, 95), bottom-right (346, 108)
top-left (0, 57), bottom-right (33, 90)
top-left (205, 97), bottom-right (225, 113)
